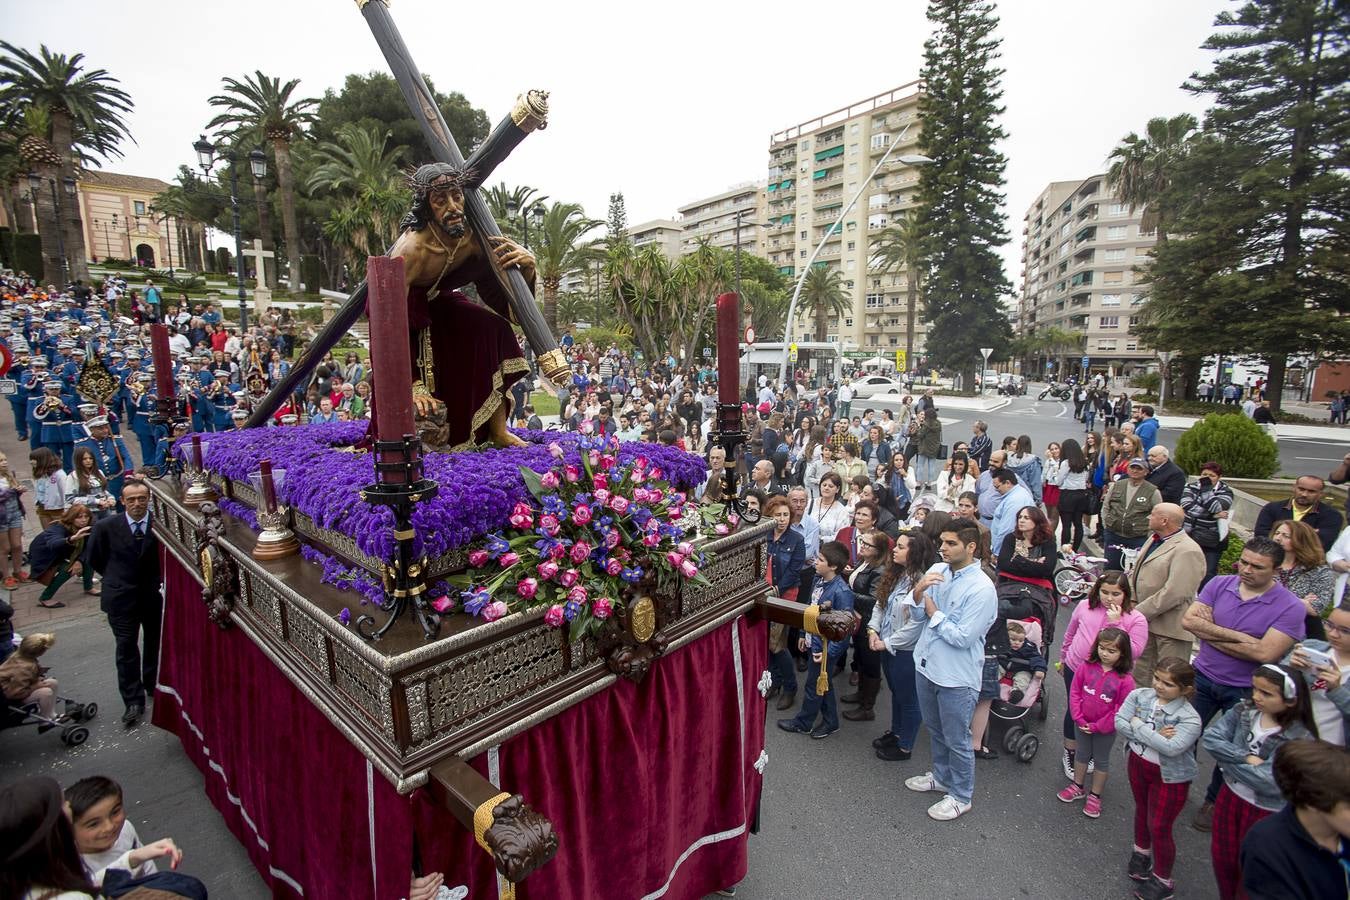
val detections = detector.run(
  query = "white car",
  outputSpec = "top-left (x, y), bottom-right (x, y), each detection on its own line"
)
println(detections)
top-left (849, 375), bottom-right (907, 399)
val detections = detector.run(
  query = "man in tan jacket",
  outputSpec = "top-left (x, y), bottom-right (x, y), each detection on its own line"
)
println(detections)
top-left (1130, 502), bottom-right (1206, 684)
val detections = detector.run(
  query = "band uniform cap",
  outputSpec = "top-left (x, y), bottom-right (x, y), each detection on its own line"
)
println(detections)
top-left (43, 380), bottom-right (62, 390)
top-left (85, 415), bottom-right (109, 428)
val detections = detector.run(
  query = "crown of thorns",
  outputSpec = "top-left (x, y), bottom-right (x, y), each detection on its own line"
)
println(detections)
top-left (406, 163), bottom-right (476, 195)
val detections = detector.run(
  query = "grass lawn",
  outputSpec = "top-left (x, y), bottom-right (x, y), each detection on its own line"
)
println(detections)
top-left (530, 390), bottom-right (560, 416)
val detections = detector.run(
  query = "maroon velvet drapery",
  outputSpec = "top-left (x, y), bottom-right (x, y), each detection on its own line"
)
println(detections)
top-left (153, 551), bottom-right (767, 899)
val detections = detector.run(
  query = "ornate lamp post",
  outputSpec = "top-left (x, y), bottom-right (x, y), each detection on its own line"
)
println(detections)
top-left (506, 198), bottom-right (546, 249)
top-left (193, 135), bottom-right (267, 333)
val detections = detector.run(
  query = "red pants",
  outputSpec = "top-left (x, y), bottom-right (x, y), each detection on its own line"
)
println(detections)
top-left (1127, 751), bottom-right (1190, 880)
top-left (1210, 783), bottom-right (1272, 900)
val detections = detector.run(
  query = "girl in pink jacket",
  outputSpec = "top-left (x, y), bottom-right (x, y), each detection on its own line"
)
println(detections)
top-left (1057, 572), bottom-right (1148, 778)
top-left (1059, 627), bottom-right (1136, 818)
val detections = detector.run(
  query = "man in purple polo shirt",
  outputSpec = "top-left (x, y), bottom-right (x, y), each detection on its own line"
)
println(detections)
top-left (1181, 536), bottom-right (1305, 831)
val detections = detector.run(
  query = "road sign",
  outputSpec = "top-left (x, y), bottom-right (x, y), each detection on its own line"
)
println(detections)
top-left (789, 341), bottom-right (798, 362)
top-left (702, 347), bottom-right (711, 358)
top-left (895, 350), bottom-right (906, 370)
top-left (745, 326), bottom-right (756, 345)
top-left (1081, 355), bottom-right (1090, 369)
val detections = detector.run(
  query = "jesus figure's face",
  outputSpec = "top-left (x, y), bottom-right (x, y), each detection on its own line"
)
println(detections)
top-left (429, 186), bottom-right (467, 237)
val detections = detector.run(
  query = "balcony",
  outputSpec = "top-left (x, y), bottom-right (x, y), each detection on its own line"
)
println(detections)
top-left (1077, 203), bottom-right (1098, 223)
top-left (814, 191), bottom-right (843, 207)
top-left (1070, 291), bottom-right (1091, 306)
top-left (1074, 225), bottom-right (1097, 245)
top-left (1073, 245), bottom-right (1094, 263)
top-left (1070, 271), bottom-right (1094, 288)
top-left (1069, 314), bottom-right (1089, 328)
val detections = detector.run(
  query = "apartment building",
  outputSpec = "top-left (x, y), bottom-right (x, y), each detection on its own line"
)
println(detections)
top-left (765, 82), bottom-right (928, 364)
top-left (674, 184), bottom-right (767, 257)
top-left (1017, 174), bottom-right (1159, 379)
top-left (628, 219), bottom-right (684, 260)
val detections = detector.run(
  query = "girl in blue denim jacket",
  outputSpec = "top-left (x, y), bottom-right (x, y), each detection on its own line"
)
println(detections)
top-left (1203, 663), bottom-right (1319, 900)
top-left (1115, 656), bottom-right (1203, 900)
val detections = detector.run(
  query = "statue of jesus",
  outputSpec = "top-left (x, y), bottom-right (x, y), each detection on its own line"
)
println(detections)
top-left (388, 163), bottom-right (537, 450)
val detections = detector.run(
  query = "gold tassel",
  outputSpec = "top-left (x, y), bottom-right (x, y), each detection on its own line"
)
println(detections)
top-left (473, 791), bottom-right (518, 900)
top-left (817, 639), bottom-right (830, 695)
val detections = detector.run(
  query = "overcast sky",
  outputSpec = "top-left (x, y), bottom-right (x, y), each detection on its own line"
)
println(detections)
top-left (12, 0), bottom-right (1222, 286)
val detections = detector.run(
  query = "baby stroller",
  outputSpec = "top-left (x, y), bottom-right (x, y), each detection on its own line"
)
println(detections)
top-left (988, 616), bottom-right (1050, 763)
top-left (3, 681), bottom-right (98, 747)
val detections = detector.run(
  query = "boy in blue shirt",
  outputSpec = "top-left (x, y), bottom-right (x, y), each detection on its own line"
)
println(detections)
top-left (777, 540), bottom-right (855, 740)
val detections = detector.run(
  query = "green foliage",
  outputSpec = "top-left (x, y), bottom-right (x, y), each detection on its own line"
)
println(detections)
top-left (577, 326), bottom-right (635, 353)
top-left (12, 232), bottom-right (42, 277)
top-left (800, 264), bottom-right (850, 342)
top-left (0, 42), bottom-right (134, 165)
top-left (1129, 371), bottom-right (1161, 392)
top-left (607, 193), bottom-right (628, 246)
top-left (215, 247), bottom-right (232, 275)
top-left (301, 254), bottom-right (324, 294)
top-left (162, 270), bottom-right (205, 293)
top-left (915, 0), bottom-right (1014, 377)
top-left (1175, 412), bottom-right (1279, 479)
top-left (1217, 531), bottom-right (1244, 576)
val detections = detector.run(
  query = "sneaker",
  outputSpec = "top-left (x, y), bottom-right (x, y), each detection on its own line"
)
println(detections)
top-left (1061, 749), bottom-right (1075, 779)
top-left (1057, 783), bottom-right (1086, 803)
top-left (809, 724), bottom-right (838, 740)
top-left (1191, 800), bottom-right (1215, 832)
top-left (905, 772), bottom-right (948, 794)
top-left (1083, 793), bottom-right (1103, 818)
top-left (1133, 875), bottom-right (1175, 900)
top-left (1127, 851), bottom-right (1153, 882)
top-left (927, 795), bottom-right (972, 821)
top-left (872, 730), bottom-right (897, 750)
top-left (876, 742), bottom-right (912, 761)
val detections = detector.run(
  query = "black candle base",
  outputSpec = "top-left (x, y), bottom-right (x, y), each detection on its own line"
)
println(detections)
top-left (713, 402), bottom-right (761, 524)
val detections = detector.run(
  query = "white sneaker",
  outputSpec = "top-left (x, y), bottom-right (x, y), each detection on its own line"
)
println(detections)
top-left (905, 772), bottom-right (948, 793)
top-left (927, 794), bottom-right (972, 821)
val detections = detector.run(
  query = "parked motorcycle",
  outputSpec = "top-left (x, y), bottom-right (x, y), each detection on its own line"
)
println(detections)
top-left (1038, 383), bottom-right (1072, 401)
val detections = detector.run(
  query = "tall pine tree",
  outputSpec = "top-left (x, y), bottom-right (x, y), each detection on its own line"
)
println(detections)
top-left (915, 0), bottom-right (1014, 385)
top-left (1152, 0), bottom-right (1349, 410)
top-left (607, 192), bottom-right (629, 246)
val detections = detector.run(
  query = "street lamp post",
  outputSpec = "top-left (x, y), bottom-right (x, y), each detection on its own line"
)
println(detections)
top-left (194, 135), bottom-right (267, 334)
top-left (1158, 349), bottom-right (1175, 412)
top-left (507, 199), bottom-right (545, 249)
top-left (778, 125), bottom-right (931, 385)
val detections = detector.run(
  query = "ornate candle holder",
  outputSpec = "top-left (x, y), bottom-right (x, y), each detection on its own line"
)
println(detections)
top-left (248, 466), bottom-right (299, 560)
top-left (355, 435), bottom-right (441, 642)
top-left (182, 437), bottom-right (217, 509)
top-left (714, 401), bottom-right (761, 524)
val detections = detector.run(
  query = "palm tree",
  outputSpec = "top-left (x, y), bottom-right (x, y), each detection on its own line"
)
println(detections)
top-left (669, 239), bottom-right (731, 367)
top-left (872, 213), bottom-right (925, 365)
top-left (0, 42), bottom-right (134, 282)
top-left (484, 182), bottom-right (549, 245)
top-left (799, 264), bottom-right (851, 343)
top-left (208, 71), bottom-right (319, 293)
top-left (531, 202), bottom-right (603, 337)
top-left (742, 279), bottom-right (790, 344)
top-left (1106, 113), bottom-right (1199, 240)
top-left (606, 241), bottom-right (669, 363)
top-left (307, 123), bottom-right (407, 262)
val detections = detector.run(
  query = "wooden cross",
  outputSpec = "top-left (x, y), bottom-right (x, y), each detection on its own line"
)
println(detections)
top-left (240, 239), bottom-right (274, 288)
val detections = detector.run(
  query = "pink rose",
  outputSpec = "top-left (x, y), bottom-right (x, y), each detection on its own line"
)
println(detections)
top-left (508, 503), bottom-right (534, 529)
top-left (672, 492), bottom-right (687, 507)
top-left (666, 551), bottom-right (686, 568)
top-left (649, 467), bottom-right (663, 481)
top-left (549, 543), bottom-right (567, 560)
top-left (605, 558), bottom-right (623, 576)
top-left (431, 595), bottom-right (455, 614)
top-left (592, 473), bottom-right (609, 490)
top-left (538, 560), bottom-right (560, 581)
top-left (609, 495), bottom-right (630, 514)
top-left (572, 504), bottom-right (592, 525)
top-left (715, 523), bottom-right (730, 535)
top-left (547, 441), bottom-right (565, 460)
top-left (540, 470), bottom-right (560, 489)
top-left (727, 512), bottom-right (740, 527)
top-left (649, 489), bottom-right (664, 504)
top-left (567, 585), bottom-right (588, 604)
top-left (614, 548), bottom-right (631, 562)
top-left (668, 505), bottom-right (684, 519)
top-left (642, 532), bottom-right (661, 547)
top-left (499, 551), bottom-right (520, 568)
top-left (468, 549), bottom-right (490, 568)
top-left (558, 568), bottom-right (580, 588)
top-left (570, 541), bottom-right (592, 564)
top-left (580, 419), bottom-right (594, 435)
top-left (635, 456), bottom-right (650, 471)
top-left (564, 464), bottom-right (581, 483)
top-left (605, 530), bottom-right (621, 549)
top-left (588, 450), bottom-right (600, 467)
top-left (540, 514), bottom-right (561, 537)
top-left (481, 600), bottom-right (509, 622)
top-left (592, 596), bottom-right (613, 619)
top-left (599, 455), bottom-right (617, 471)
top-left (516, 577), bottom-right (539, 599)
top-left (632, 487), bottom-right (651, 504)
top-left (544, 604), bottom-right (565, 628)
top-left (593, 488), bottom-right (611, 505)
top-left (677, 542), bottom-right (694, 556)
top-left (679, 559), bottom-right (699, 579)
top-left (631, 468), bottom-right (646, 484)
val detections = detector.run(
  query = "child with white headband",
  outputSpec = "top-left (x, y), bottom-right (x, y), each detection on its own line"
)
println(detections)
top-left (1200, 663), bottom-right (1319, 900)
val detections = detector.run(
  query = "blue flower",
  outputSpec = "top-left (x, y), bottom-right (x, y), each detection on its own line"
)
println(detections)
top-left (563, 600), bottom-right (582, 621)
top-left (620, 566), bottom-right (644, 584)
top-left (485, 533), bottom-right (511, 559)
top-left (461, 586), bottom-right (491, 616)
top-left (631, 507), bottom-right (653, 527)
top-left (541, 494), bottom-right (566, 516)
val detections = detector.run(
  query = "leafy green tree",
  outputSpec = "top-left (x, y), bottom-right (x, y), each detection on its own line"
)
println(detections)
top-left (310, 72), bottom-right (489, 166)
top-left (306, 122), bottom-right (408, 275)
top-left (532, 202), bottom-right (603, 338)
top-left (872, 213), bottom-right (925, 365)
top-left (607, 192), bottom-right (628, 246)
top-left (799, 264), bottom-right (850, 342)
top-left (607, 241), bottom-right (670, 363)
top-left (208, 71), bottom-right (319, 292)
top-left (0, 42), bottom-right (133, 281)
top-left (914, 0), bottom-right (1014, 382)
top-left (1107, 113), bottom-right (1199, 238)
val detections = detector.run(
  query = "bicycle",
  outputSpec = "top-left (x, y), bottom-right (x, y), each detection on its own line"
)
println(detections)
top-left (1054, 549), bottom-right (1107, 602)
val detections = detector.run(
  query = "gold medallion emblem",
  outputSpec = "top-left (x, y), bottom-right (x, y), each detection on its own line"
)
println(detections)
top-left (200, 547), bottom-right (214, 586)
top-left (628, 596), bottom-right (656, 643)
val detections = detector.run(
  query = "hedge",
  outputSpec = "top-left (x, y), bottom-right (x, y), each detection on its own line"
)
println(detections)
top-left (1175, 412), bottom-right (1279, 479)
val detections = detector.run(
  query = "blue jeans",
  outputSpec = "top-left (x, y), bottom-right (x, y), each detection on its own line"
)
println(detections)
top-left (769, 648), bottom-right (798, 695)
top-left (915, 672), bottom-right (978, 804)
top-left (914, 455), bottom-right (940, 485)
top-left (791, 654), bottom-right (838, 732)
top-left (1192, 671), bottom-right (1249, 803)
top-left (883, 649), bottom-right (922, 751)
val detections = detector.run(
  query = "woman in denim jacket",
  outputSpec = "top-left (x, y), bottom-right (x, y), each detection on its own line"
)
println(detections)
top-left (1116, 657), bottom-right (1204, 900)
top-left (866, 531), bottom-right (938, 761)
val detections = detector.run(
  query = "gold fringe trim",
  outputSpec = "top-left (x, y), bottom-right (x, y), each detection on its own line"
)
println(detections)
top-left (448, 356), bottom-right (531, 452)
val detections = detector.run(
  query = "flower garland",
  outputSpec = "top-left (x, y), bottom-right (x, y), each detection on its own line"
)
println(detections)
top-left (449, 429), bottom-right (713, 641)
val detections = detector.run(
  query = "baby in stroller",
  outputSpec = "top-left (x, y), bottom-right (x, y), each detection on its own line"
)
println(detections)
top-left (1, 632), bottom-right (97, 745)
top-left (989, 618), bottom-right (1050, 762)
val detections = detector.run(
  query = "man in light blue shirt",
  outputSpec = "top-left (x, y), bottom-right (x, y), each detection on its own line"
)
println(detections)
top-left (904, 520), bottom-right (997, 821)
top-left (989, 467), bottom-right (1034, 552)
top-left (975, 449), bottom-right (1007, 525)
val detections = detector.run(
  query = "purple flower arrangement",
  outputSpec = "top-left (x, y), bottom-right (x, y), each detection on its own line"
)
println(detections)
top-left (449, 429), bottom-right (712, 640)
top-left (177, 424), bottom-right (710, 615)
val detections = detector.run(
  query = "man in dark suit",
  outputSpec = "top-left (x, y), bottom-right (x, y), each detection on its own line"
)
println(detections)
top-left (1144, 445), bottom-right (1187, 503)
top-left (84, 478), bottom-right (161, 726)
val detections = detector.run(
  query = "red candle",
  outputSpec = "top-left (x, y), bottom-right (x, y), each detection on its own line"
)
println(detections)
top-left (259, 458), bottom-right (278, 513)
top-left (191, 434), bottom-right (203, 470)
top-left (366, 255), bottom-right (414, 444)
top-left (715, 292), bottom-right (740, 406)
top-left (150, 323), bottom-right (175, 401)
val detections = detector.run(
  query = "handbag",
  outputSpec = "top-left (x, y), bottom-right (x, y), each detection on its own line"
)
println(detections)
top-left (937, 443), bottom-right (948, 460)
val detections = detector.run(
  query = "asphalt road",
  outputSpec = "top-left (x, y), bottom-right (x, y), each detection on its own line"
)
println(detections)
top-left (915, 394), bottom-right (1349, 480)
